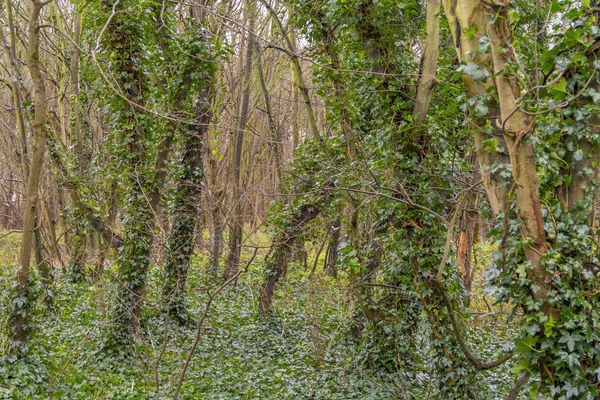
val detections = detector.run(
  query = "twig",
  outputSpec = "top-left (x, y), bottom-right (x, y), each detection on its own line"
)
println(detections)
top-left (0, 230), bottom-right (21, 239)
top-left (308, 237), bottom-right (327, 279)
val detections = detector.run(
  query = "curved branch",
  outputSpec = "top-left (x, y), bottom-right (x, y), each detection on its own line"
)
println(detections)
top-left (424, 274), bottom-right (514, 370)
top-left (506, 372), bottom-right (530, 400)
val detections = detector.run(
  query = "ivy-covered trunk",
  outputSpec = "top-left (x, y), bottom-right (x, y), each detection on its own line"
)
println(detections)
top-left (324, 217), bottom-right (341, 278)
top-left (162, 103), bottom-right (212, 324)
top-left (101, 0), bottom-right (154, 345)
top-left (258, 204), bottom-right (320, 314)
top-left (445, 0), bottom-right (600, 396)
top-left (112, 198), bottom-right (154, 341)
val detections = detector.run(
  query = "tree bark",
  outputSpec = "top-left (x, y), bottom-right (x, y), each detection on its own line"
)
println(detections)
top-left (484, 6), bottom-right (555, 318)
top-left (412, 0), bottom-right (441, 124)
top-left (11, 0), bottom-right (49, 351)
top-left (442, 0), bottom-right (512, 216)
top-left (225, 0), bottom-right (256, 278)
top-left (325, 218), bottom-right (341, 278)
top-left (255, 41), bottom-right (283, 190)
top-left (258, 204), bottom-right (320, 314)
top-left (162, 99), bottom-right (213, 324)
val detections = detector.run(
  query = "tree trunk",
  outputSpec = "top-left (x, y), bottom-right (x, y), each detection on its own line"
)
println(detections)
top-left (162, 100), bottom-right (213, 324)
top-left (225, 0), bottom-right (256, 278)
top-left (11, 0), bottom-right (49, 352)
top-left (485, 7), bottom-right (556, 318)
top-left (102, 0), bottom-right (153, 345)
top-left (457, 190), bottom-right (478, 302)
top-left (442, 0), bottom-right (512, 216)
top-left (255, 41), bottom-right (283, 190)
top-left (412, 0), bottom-right (441, 124)
top-left (259, 204), bottom-right (320, 314)
top-left (325, 218), bottom-right (340, 278)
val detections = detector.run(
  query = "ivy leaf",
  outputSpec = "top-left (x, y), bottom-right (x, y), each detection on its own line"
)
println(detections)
top-left (516, 263), bottom-right (527, 278)
top-left (510, 358), bottom-right (531, 374)
top-left (464, 24), bottom-right (479, 40)
top-left (565, 382), bottom-right (580, 397)
top-left (544, 315), bottom-right (555, 337)
top-left (508, 8), bottom-right (520, 24)
top-left (558, 331), bottom-right (580, 352)
top-left (584, 88), bottom-right (600, 102)
top-left (475, 102), bottom-right (489, 116)
top-left (548, 78), bottom-right (568, 101)
top-left (457, 63), bottom-right (491, 82)
top-left (483, 138), bottom-right (499, 153)
top-left (515, 335), bottom-right (537, 354)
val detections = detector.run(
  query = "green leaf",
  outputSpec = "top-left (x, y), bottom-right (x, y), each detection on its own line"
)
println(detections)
top-left (508, 8), bottom-right (520, 24)
top-left (515, 335), bottom-right (538, 354)
top-left (548, 78), bottom-right (568, 101)
top-left (464, 24), bottom-right (479, 40)
top-left (457, 63), bottom-right (490, 82)
top-left (544, 315), bottom-right (555, 337)
top-left (558, 331), bottom-right (580, 352)
top-left (510, 358), bottom-right (531, 374)
top-left (483, 138), bottom-right (499, 153)
top-left (516, 263), bottom-right (527, 278)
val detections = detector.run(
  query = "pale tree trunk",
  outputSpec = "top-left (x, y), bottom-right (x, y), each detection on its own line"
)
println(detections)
top-left (67, 10), bottom-right (87, 280)
top-left (442, 0), bottom-right (511, 216)
top-left (442, 0), bottom-right (555, 318)
top-left (484, 7), bottom-right (556, 319)
top-left (412, 0), bottom-right (441, 124)
top-left (11, 0), bottom-right (49, 351)
top-left (225, 0), bottom-right (256, 278)
top-left (255, 41), bottom-right (283, 190)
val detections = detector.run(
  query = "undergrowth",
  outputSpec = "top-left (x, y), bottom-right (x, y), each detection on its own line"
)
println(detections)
top-left (0, 234), bottom-right (517, 399)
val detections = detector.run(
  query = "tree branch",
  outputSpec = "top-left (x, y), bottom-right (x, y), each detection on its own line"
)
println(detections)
top-left (423, 274), bottom-right (514, 371)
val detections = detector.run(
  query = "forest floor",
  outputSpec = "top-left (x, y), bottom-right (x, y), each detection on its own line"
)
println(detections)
top-left (0, 233), bottom-right (517, 399)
